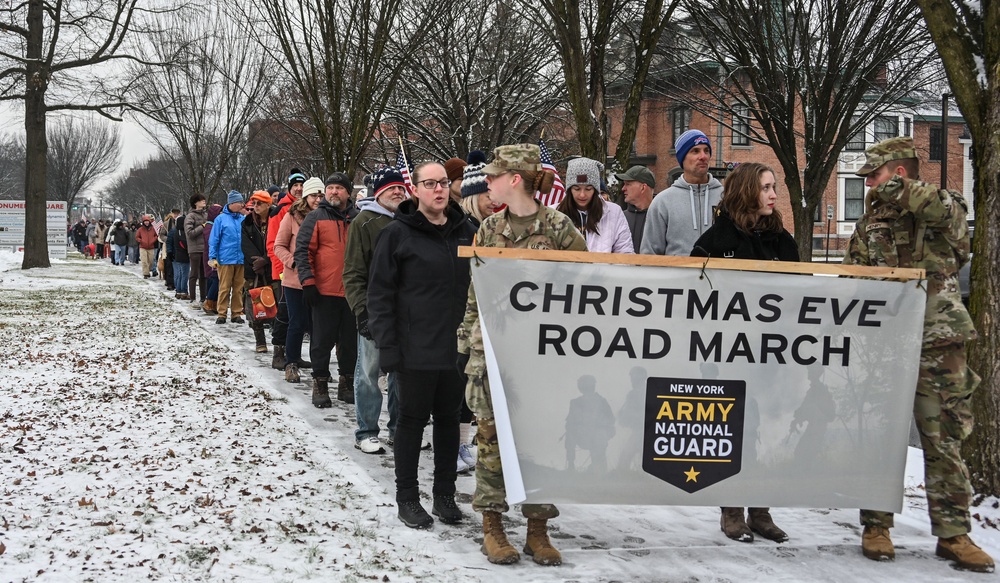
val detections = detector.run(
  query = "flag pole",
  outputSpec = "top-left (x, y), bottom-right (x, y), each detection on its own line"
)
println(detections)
top-left (397, 136), bottom-right (411, 174)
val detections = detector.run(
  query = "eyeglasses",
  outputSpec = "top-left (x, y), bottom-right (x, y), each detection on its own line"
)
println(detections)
top-left (418, 179), bottom-right (451, 190)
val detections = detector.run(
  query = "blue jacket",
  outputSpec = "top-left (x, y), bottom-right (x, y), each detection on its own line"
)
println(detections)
top-left (209, 209), bottom-right (246, 265)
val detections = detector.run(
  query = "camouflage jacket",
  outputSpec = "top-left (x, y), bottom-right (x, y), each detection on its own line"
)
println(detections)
top-left (844, 176), bottom-right (975, 347)
top-left (458, 204), bottom-right (588, 377)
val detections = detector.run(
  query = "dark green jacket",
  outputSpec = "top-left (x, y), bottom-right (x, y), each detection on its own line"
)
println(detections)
top-left (343, 200), bottom-right (395, 316)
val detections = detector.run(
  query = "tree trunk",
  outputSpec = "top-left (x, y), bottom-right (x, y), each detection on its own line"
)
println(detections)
top-left (22, 0), bottom-right (50, 269)
top-left (962, 101), bottom-right (1000, 496)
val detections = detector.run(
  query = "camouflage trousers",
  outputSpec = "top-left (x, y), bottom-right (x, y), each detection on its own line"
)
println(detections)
top-left (861, 343), bottom-right (980, 538)
top-left (467, 374), bottom-right (559, 519)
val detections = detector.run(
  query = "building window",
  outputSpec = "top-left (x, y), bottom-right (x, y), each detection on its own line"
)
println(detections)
top-left (672, 107), bottom-right (691, 146)
top-left (874, 115), bottom-right (899, 142)
top-left (903, 118), bottom-right (911, 137)
top-left (846, 116), bottom-right (865, 151)
top-left (929, 127), bottom-right (942, 161)
top-left (732, 104), bottom-right (750, 146)
top-left (844, 178), bottom-right (865, 221)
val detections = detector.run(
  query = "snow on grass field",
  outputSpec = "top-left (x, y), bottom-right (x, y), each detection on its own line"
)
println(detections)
top-left (1, 249), bottom-right (997, 582)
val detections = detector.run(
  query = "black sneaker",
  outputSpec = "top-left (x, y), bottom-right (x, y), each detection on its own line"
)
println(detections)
top-left (398, 500), bottom-right (433, 529)
top-left (215, 317), bottom-right (227, 325)
top-left (231, 316), bottom-right (245, 324)
top-left (431, 495), bottom-right (464, 524)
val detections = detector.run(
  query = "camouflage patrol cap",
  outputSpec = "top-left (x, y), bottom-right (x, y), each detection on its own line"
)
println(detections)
top-left (481, 144), bottom-right (543, 175)
top-left (855, 136), bottom-right (918, 176)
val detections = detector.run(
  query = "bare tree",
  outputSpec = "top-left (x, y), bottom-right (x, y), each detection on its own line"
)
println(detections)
top-left (129, 6), bottom-right (271, 198)
top-left (240, 0), bottom-right (445, 177)
top-left (102, 155), bottom-right (187, 220)
top-left (915, 0), bottom-right (1000, 496)
top-left (0, 136), bottom-right (24, 199)
top-left (0, 0), bottom-right (168, 269)
top-left (46, 116), bottom-right (121, 215)
top-left (382, 0), bottom-right (564, 162)
top-left (675, 0), bottom-right (940, 259)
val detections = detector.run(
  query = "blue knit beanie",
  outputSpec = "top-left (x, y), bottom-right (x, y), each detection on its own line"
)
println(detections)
top-left (227, 190), bottom-right (244, 206)
top-left (675, 129), bottom-right (712, 167)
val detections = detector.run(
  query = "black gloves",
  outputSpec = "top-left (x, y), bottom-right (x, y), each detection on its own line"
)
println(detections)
top-left (251, 255), bottom-right (269, 275)
top-left (357, 310), bottom-right (372, 341)
top-left (303, 285), bottom-right (320, 306)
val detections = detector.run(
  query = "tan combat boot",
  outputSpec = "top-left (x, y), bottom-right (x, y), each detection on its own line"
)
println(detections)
top-left (311, 377), bottom-right (332, 408)
top-left (720, 507), bottom-right (753, 542)
top-left (524, 518), bottom-right (562, 566)
top-left (481, 511), bottom-right (519, 565)
top-left (861, 525), bottom-right (894, 561)
top-left (936, 534), bottom-right (995, 572)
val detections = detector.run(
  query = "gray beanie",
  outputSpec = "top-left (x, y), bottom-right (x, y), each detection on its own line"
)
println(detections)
top-left (565, 157), bottom-right (604, 193)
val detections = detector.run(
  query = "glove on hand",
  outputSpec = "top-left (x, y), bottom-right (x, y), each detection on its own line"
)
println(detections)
top-left (251, 255), bottom-right (269, 275)
top-left (303, 285), bottom-right (320, 306)
top-left (357, 311), bottom-right (372, 341)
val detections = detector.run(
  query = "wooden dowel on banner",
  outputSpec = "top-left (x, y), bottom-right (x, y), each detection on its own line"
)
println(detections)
top-left (457, 246), bottom-right (925, 281)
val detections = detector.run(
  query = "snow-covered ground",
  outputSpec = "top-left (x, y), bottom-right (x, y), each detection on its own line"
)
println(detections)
top-left (1, 249), bottom-right (997, 582)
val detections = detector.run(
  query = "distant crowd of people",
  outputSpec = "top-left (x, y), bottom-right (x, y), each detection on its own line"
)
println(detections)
top-left (68, 128), bottom-right (990, 573)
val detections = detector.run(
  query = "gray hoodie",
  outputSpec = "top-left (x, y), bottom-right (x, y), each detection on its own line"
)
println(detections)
top-left (639, 174), bottom-right (723, 256)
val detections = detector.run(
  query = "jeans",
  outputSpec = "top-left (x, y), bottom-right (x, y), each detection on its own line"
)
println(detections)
top-left (284, 286), bottom-right (310, 365)
top-left (270, 282), bottom-right (288, 346)
top-left (354, 333), bottom-right (399, 441)
top-left (114, 244), bottom-right (126, 265)
top-left (173, 261), bottom-right (190, 292)
top-left (393, 368), bottom-right (464, 502)
top-left (207, 274), bottom-right (219, 302)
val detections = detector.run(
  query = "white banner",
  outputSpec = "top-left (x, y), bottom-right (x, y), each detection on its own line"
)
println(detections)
top-left (474, 257), bottom-right (926, 511)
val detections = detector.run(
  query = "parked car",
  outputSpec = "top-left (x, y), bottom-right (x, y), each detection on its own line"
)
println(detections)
top-left (959, 220), bottom-right (974, 305)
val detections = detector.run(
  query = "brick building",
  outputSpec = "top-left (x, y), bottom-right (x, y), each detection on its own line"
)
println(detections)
top-left (608, 99), bottom-right (973, 257)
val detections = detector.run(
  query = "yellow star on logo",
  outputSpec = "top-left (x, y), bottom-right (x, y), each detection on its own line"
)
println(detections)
top-left (684, 466), bottom-right (700, 482)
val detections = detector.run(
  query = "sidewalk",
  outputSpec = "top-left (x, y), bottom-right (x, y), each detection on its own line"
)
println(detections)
top-left (0, 252), bottom-right (996, 582)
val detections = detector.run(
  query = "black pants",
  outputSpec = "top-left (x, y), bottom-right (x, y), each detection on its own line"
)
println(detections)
top-left (188, 252), bottom-right (206, 301)
top-left (394, 368), bottom-right (464, 502)
top-left (163, 254), bottom-right (174, 287)
top-left (270, 282), bottom-right (287, 346)
top-left (309, 295), bottom-right (357, 379)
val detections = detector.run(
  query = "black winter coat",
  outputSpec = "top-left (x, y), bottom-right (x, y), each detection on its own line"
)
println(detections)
top-left (367, 199), bottom-right (477, 371)
top-left (241, 214), bottom-right (271, 284)
top-left (691, 210), bottom-right (799, 262)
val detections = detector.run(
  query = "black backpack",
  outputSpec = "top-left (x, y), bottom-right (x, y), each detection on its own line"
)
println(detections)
top-left (176, 213), bottom-right (188, 249)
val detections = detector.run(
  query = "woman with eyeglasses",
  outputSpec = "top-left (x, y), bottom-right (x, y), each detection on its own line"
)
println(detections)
top-left (273, 178), bottom-right (322, 384)
top-left (367, 162), bottom-right (477, 530)
top-left (556, 157), bottom-right (634, 254)
top-left (459, 144), bottom-right (587, 567)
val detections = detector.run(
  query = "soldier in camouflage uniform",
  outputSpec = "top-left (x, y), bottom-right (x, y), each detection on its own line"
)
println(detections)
top-left (845, 137), bottom-right (993, 572)
top-left (457, 143), bottom-right (587, 566)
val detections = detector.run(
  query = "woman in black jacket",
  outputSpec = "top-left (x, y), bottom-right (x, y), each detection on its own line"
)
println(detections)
top-left (367, 162), bottom-right (477, 530)
top-left (691, 162), bottom-right (798, 544)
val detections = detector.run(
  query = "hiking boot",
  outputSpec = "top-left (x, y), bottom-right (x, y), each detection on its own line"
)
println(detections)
top-left (524, 518), bottom-right (561, 565)
top-left (721, 507), bottom-right (753, 542)
top-left (747, 507), bottom-right (788, 542)
top-left (253, 328), bottom-right (268, 353)
top-left (284, 363), bottom-right (300, 384)
top-left (337, 375), bottom-right (355, 404)
top-left (271, 345), bottom-right (286, 370)
top-left (311, 377), bottom-right (332, 409)
top-left (215, 317), bottom-right (227, 325)
top-left (861, 525), bottom-right (894, 561)
top-left (202, 299), bottom-right (216, 315)
top-left (481, 511), bottom-right (519, 564)
top-left (355, 437), bottom-right (385, 454)
top-left (431, 495), bottom-right (464, 524)
top-left (397, 500), bottom-right (433, 529)
top-left (143, 274), bottom-right (150, 279)
top-left (936, 534), bottom-right (995, 572)
top-left (231, 316), bottom-right (245, 324)
top-left (296, 358), bottom-right (311, 369)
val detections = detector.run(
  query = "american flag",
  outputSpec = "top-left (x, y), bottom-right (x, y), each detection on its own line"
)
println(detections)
top-left (537, 138), bottom-right (566, 207)
top-left (396, 150), bottom-right (413, 194)
top-left (152, 219), bottom-right (163, 234)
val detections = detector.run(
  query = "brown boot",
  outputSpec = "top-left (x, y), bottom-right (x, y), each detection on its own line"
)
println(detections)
top-left (524, 518), bottom-right (562, 566)
top-left (481, 511), bottom-right (519, 565)
top-left (936, 534), bottom-right (995, 572)
top-left (720, 507), bottom-right (753, 542)
top-left (861, 525), bottom-right (894, 561)
top-left (337, 375), bottom-right (355, 404)
top-left (747, 507), bottom-right (788, 542)
top-left (271, 345), bottom-right (286, 370)
top-left (253, 327), bottom-right (268, 353)
top-left (202, 299), bottom-right (216, 315)
top-left (284, 363), bottom-right (300, 383)
top-left (311, 377), bottom-right (332, 408)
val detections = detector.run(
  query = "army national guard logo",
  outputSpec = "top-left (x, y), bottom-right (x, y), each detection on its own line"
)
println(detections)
top-left (642, 377), bottom-right (746, 493)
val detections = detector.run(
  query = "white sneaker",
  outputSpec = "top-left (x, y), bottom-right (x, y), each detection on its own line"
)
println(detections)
top-left (457, 454), bottom-right (473, 474)
top-left (458, 443), bottom-right (476, 469)
top-left (355, 437), bottom-right (385, 454)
